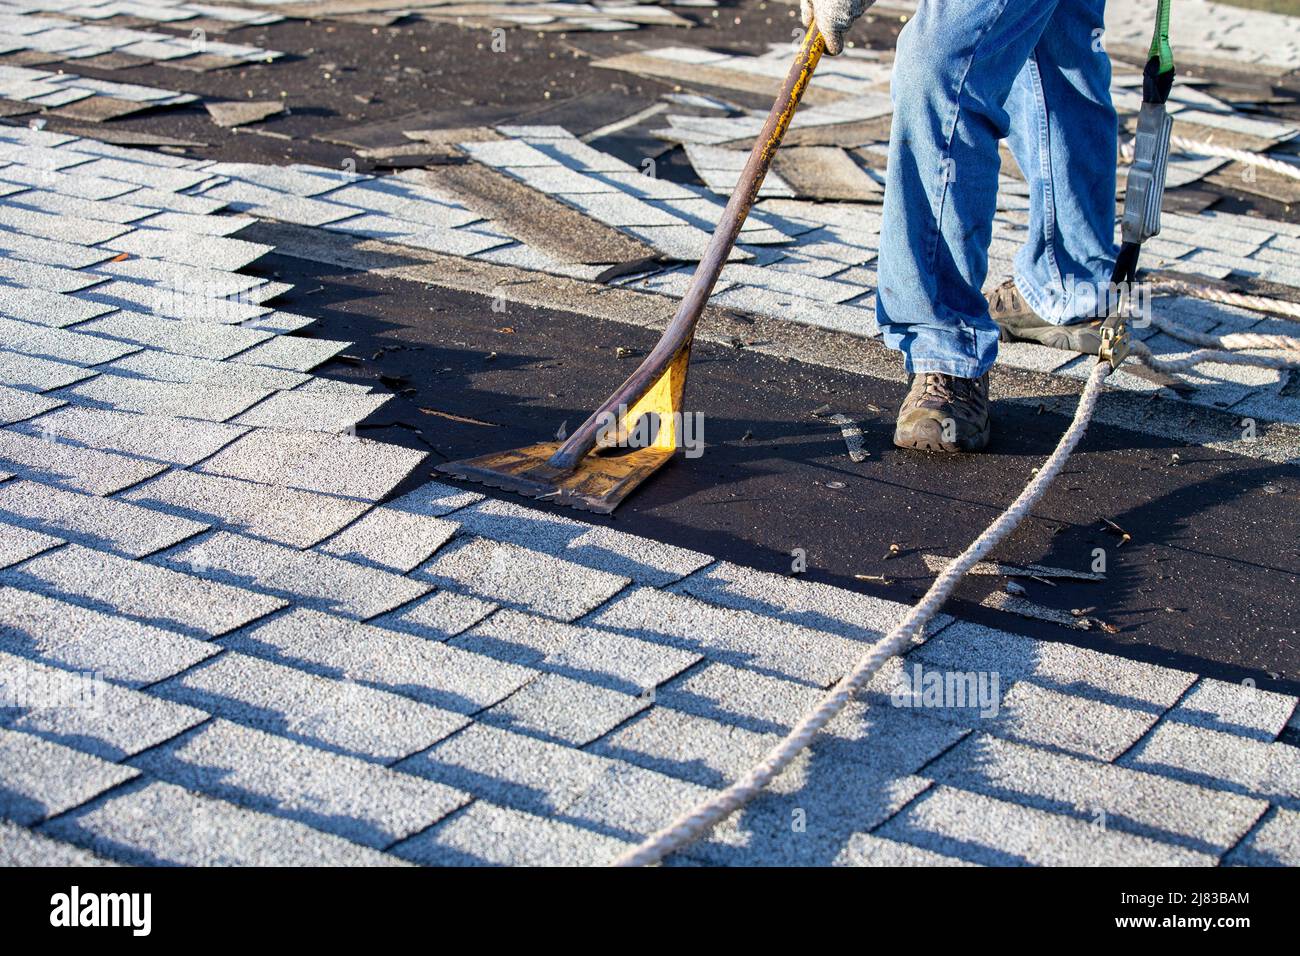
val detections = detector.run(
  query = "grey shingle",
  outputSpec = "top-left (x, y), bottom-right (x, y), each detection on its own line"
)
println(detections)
top-left (152, 651), bottom-right (468, 764)
top-left (317, 507), bottom-right (458, 573)
top-left (15, 405), bottom-right (246, 466)
top-left (132, 719), bottom-right (470, 849)
top-left (7, 187), bottom-right (155, 225)
top-left (0, 650), bottom-right (207, 761)
top-left (385, 479), bottom-right (482, 517)
top-left (1165, 677), bottom-right (1298, 741)
top-left (672, 561), bottom-right (949, 645)
top-left (44, 780), bottom-right (403, 866)
top-left (0, 820), bottom-right (114, 866)
top-left (454, 609), bottom-right (700, 694)
top-left (451, 497), bottom-right (711, 586)
top-left (0, 286), bottom-right (116, 329)
top-left (833, 832), bottom-right (978, 867)
top-left (1121, 720), bottom-right (1300, 809)
top-left (0, 428), bottom-right (166, 497)
top-left (0, 317), bottom-right (139, 367)
top-left (71, 312), bottom-right (273, 362)
top-left (0, 726), bottom-right (137, 826)
top-left (75, 279), bottom-right (270, 325)
top-left (223, 608), bottom-right (535, 715)
top-left (90, 255), bottom-right (266, 299)
top-left (586, 586), bottom-right (864, 687)
top-left (1225, 807), bottom-right (1300, 867)
top-left (367, 589), bottom-right (497, 641)
top-left (0, 479), bottom-right (204, 556)
top-left (197, 429), bottom-right (426, 502)
top-left (562, 760), bottom-right (718, 842)
top-left (397, 722), bottom-right (614, 816)
top-left (0, 351), bottom-right (95, 393)
top-left (0, 523), bottom-right (61, 570)
top-left (104, 348), bottom-right (310, 392)
top-left (480, 672), bottom-right (649, 746)
top-left (391, 800), bottom-right (631, 867)
top-left (0, 385), bottom-right (62, 426)
top-left (656, 662), bottom-right (824, 734)
top-left (687, 759), bottom-right (932, 867)
top-left (875, 785), bottom-right (1216, 866)
top-left (912, 621), bottom-right (1198, 712)
top-left (415, 536), bottom-right (629, 623)
top-left (5, 544), bottom-right (284, 639)
top-left (0, 203), bottom-right (131, 246)
top-left (928, 733), bottom-right (1267, 856)
top-left (70, 159), bottom-right (215, 193)
top-left (231, 389), bottom-right (390, 434)
top-left (0, 584), bottom-right (218, 687)
top-left (590, 706), bottom-right (779, 789)
top-left (159, 530), bottom-right (431, 620)
top-left (54, 372), bottom-right (272, 422)
top-left (120, 470), bottom-right (370, 549)
top-left (228, 335), bottom-right (352, 373)
top-left (0, 227), bottom-right (116, 269)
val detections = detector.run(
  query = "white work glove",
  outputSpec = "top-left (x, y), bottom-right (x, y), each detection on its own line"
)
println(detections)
top-left (801, 0), bottom-right (870, 56)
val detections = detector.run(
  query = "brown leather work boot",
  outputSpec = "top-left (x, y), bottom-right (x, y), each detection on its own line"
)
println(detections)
top-left (894, 371), bottom-right (991, 453)
top-left (987, 279), bottom-right (1104, 355)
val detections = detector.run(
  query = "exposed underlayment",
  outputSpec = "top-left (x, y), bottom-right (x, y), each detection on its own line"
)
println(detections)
top-left (1, 1), bottom-right (1299, 867)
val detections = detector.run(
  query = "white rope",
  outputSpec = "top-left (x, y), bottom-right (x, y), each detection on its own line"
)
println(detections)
top-left (1131, 338), bottom-right (1300, 372)
top-left (612, 362), bottom-right (1110, 868)
top-left (1147, 277), bottom-right (1300, 322)
top-left (1119, 135), bottom-right (1300, 181)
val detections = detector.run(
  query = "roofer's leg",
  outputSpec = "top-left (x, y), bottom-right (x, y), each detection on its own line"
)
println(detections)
top-left (877, 0), bottom-right (1063, 451)
top-left (990, 0), bottom-right (1119, 353)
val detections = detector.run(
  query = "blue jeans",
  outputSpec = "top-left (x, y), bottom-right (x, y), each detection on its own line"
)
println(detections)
top-left (875, 0), bottom-right (1118, 378)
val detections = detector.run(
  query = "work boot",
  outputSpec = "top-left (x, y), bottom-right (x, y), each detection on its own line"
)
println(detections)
top-left (986, 280), bottom-right (1103, 355)
top-left (894, 372), bottom-right (991, 453)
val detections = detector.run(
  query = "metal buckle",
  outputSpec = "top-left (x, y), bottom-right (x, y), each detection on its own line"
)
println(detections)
top-left (1099, 312), bottom-right (1130, 370)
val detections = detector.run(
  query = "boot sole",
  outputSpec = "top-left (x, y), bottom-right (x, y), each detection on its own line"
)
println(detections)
top-left (893, 421), bottom-right (991, 453)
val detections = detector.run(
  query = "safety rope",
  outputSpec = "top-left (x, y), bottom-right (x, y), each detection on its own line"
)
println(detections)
top-left (613, 363), bottom-right (1111, 867)
top-left (1149, 276), bottom-right (1300, 321)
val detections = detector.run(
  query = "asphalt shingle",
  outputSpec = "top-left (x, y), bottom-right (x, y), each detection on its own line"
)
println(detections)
top-left (231, 389), bottom-right (389, 434)
top-left (0, 386), bottom-right (62, 427)
top-left (367, 589), bottom-right (497, 641)
top-left (453, 609), bottom-right (701, 695)
top-left (1121, 720), bottom-right (1300, 809)
top-left (55, 370), bottom-right (273, 422)
top-left (197, 429), bottom-right (426, 502)
top-left (44, 780), bottom-right (402, 866)
top-left (927, 733), bottom-right (1268, 857)
top-left (159, 530), bottom-right (431, 620)
top-left (1165, 677), bottom-right (1298, 741)
top-left (4, 544), bottom-right (284, 639)
top-left (0, 479), bottom-right (202, 556)
top-left (316, 507), bottom-right (458, 573)
top-left (1225, 807), bottom-right (1300, 867)
top-left (416, 535), bottom-right (630, 623)
top-left (0, 429), bottom-right (166, 497)
top-left (121, 470), bottom-right (370, 549)
top-left (73, 311), bottom-right (272, 362)
top-left (132, 719), bottom-right (471, 849)
top-left (451, 497), bottom-right (712, 586)
top-left (0, 351), bottom-right (95, 394)
top-left (480, 672), bottom-right (649, 747)
top-left (223, 608), bottom-right (535, 715)
top-left (586, 586), bottom-right (863, 687)
top-left (0, 650), bottom-right (207, 761)
top-left (0, 285), bottom-right (115, 329)
top-left (0, 726), bottom-right (137, 826)
top-left (0, 820), bottom-right (113, 866)
top-left (391, 800), bottom-right (631, 867)
top-left (152, 651), bottom-right (468, 764)
top-left (875, 785), bottom-right (1216, 866)
top-left (673, 561), bottom-right (949, 644)
top-left (14, 405), bottom-right (246, 467)
top-left (398, 722), bottom-right (615, 816)
top-left (0, 583), bottom-right (218, 687)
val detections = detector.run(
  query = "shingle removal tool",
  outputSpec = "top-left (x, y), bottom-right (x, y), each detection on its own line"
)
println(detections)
top-left (438, 27), bottom-right (828, 513)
